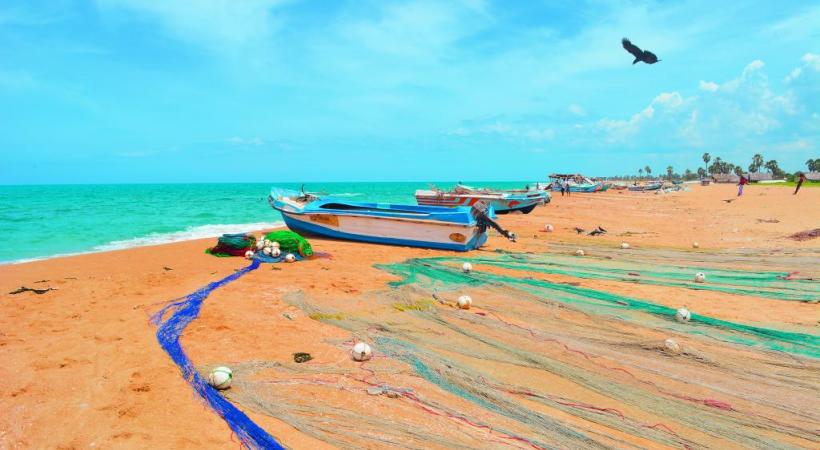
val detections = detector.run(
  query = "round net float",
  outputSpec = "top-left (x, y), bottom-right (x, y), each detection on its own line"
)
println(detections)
top-left (575, 249), bottom-right (585, 256)
top-left (621, 242), bottom-right (630, 249)
top-left (271, 248), bottom-right (282, 258)
top-left (262, 247), bottom-right (272, 256)
top-left (694, 272), bottom-right (706, 283)
top-left (284, 253), bottom-right (296, 263)
top-left (352, 342), bottom-right (372, 361)
top-left (692, 242), bottom-right (699, 248)
top-left (255, 240), bottom-right (265, 250)
top-left (263, 239), bottom-right (272, 247)
top-left (244, 250), bottom-right (255, 259)
top-left (270, 241), bottom-right (280, 248)
top-left (544, 224), bottom-right (554, 232)
top-left (675, 307), bottom-right (691, 323)
top-left (462, 262), bottom-right (472, 273)
top-left (208, 366), bottom-right (233, 390)
top-left (457, 295), bottom-right (472, 310)
top-left (664, 338), bottom-right (681, 353)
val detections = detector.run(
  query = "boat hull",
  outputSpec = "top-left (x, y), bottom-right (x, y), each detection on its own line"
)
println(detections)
top-left (550, 183), bottom-right (600, 193)
top-left (279, 210), bottom-right (487, 251)
top-left (415, 190), bottom-right (548, 213)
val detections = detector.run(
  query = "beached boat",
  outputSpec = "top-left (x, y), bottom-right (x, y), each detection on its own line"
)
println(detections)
top-left (415, 184), bottom-right (549, 214)
top-left (547, 174), bottom-right (602, 193)
top-left (628, 181), bottom-right (663, 192)
top-left (269, 189), bottom-right (515, 251)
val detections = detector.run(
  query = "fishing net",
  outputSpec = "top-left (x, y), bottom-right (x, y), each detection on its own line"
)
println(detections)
top-left (206, 233), bottom-right (257, 257)
top-left (223, 278), bottom-right (818, 449)
top-left (263, 230), bottom-right (314, 257)
top-left (164, 243), bottom-right (818, 449)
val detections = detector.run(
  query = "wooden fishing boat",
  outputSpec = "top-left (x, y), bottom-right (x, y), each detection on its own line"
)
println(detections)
top-left (269, 189), bottom-right (515, 251)
top-left (547, 174), bottom-right (603, 193)
top-left (628, 181), bottom-right (663, 192)
top-left (415, 184), bottom-right (549, 214)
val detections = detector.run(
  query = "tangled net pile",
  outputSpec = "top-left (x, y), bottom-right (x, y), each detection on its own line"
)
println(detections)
top-left (212, 245), bottom-right (819, 449)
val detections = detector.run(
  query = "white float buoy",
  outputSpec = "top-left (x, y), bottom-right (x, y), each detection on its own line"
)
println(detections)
top-left (544, 224), bottom-right (554, 232)
top-left (675, 307), bottom-right (691, 323)
top-left (352, 342), bottom-right (372, 361)
top-left (262, 246), bottom-right (272, 256)
top-left (271, 248), bottom-right (282, 258)
top-left (255, 240), bottom-right (265, 250)
top-left (692, 242), bottom-right (699, 248)
top-left (208, 366), bottom-right (233, 390)
top-left (664, 338), bottom-right (681, 353)
top-left (284, 253), bottom-right (296, 263)
top-left (694, 272), bottom-right (706, 283)
top-left (263, 239), bottom-right (272, 247)
top-left (457, 295), bottom-right (473, 310)
top-left (245, 250), bottom-right (255, 259)
top-left (462, 262), bottom-right (472, 273)
top-left (270, 241), bottom-right (280, 249)
top-left (621, 242), bottom-right (630, 249)
top-left (575, 249), bottom-right (585, 256)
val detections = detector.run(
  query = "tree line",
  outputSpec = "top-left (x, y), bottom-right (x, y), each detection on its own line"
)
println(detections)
top-left (610, 154), bottom-right (818, 181)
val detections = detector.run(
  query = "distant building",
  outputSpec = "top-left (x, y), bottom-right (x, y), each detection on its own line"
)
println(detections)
top-left (805, 172), bottom-right (820, 181)
top-left (711, 173), bottom-right (739, 183)
top-left (748, 172), bottom-right (773, 182)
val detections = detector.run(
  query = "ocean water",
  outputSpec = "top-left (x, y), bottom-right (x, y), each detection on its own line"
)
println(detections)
top-left (0, 181), bottom-right (534, 264)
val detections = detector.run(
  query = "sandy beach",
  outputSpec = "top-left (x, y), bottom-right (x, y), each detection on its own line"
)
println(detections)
top-left (2, 183), bottom-right (818, 449)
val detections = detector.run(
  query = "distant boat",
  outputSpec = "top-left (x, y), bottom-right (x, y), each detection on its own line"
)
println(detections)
top-left (628, 181), bottom-right (663, 191)
top-left (415, 184), bottom-right (549, 214)
top-left (546, 174), bottom-right (603, 193)
top-left (269, 189), bottom-right (515, 251)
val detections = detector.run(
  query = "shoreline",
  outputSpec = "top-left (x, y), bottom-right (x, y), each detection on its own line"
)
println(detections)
top-left (0, 221), bottom-right (287, 266)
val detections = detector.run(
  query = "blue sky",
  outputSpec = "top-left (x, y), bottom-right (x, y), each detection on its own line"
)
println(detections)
top-left (1, 0), bottom-right (818, 183)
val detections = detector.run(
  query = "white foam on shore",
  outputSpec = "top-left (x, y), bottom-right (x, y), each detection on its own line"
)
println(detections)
top-left (3, 221), bottom-right (285, 265)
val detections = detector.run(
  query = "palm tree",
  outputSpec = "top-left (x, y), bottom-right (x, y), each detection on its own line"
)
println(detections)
top-left (749, 153), bottom-right (764, 173)
top-left (807, 158), bottom-right (818, 172)
top-left (709, 157), bottom-right (722, 174)
top-left (666, 165), bottom-right (674, 180)
top-left (764, 160), bottom-right (783, 178)
top-left (702, 152), bottom-right (711, 175)
top-left (638, 168), bottom-right (643, 178)
top-left (645, 166), bottom-right (652, 179)
top-left (697, 167), bottom-right (706, 178)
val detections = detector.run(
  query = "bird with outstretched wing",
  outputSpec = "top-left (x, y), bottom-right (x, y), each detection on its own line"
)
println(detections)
top-left (622, 38), bottom-right (660, 65)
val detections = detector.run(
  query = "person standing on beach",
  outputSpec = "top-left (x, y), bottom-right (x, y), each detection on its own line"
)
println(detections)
top-left (737, 174), bottom-right (749, 196)
top-left (563, 178), bottom-right (571, 196)
top-left (794, 172), bottom-right (806, 195)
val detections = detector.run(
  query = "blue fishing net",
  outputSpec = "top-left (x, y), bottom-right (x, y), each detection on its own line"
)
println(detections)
top-left (151, 260), bottom-right (285, 450)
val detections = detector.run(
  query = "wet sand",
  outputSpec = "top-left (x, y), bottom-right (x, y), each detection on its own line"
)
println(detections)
top-left (1, 183), bottom-right (818, 449)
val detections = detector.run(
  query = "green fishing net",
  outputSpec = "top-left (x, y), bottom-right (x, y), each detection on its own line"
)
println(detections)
top-left (264, 230), bottom-right (313, 257)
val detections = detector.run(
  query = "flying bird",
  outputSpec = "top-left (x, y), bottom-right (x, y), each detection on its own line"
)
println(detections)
top-left (622, 38), bottom-right (660, 65)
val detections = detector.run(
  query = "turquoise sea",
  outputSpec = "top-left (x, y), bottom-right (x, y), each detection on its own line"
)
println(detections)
top-left (0, 181), bottom-right (534, 264)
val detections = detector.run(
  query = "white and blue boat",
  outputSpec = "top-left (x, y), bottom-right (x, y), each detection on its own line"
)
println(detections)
top-left (415, 184), bottom-right (549, 214)
top-left (269, 189), bottom-right (515, 251)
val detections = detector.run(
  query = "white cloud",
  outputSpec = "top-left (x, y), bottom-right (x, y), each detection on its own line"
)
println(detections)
top-left (568, 104), bottom-right (586, 117)
top-left (596, 91), bottom-right (684, 142)
top-left (448, 120), bottom-right (554, 142)
top-left (784, 52), bottom-right (820, 82)
top-left (227, 136), bottom-right (265, 146)
top-left (595, 56), bottom-right (811, 147)
top-left (96, 0), bottom-right (288, 53)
